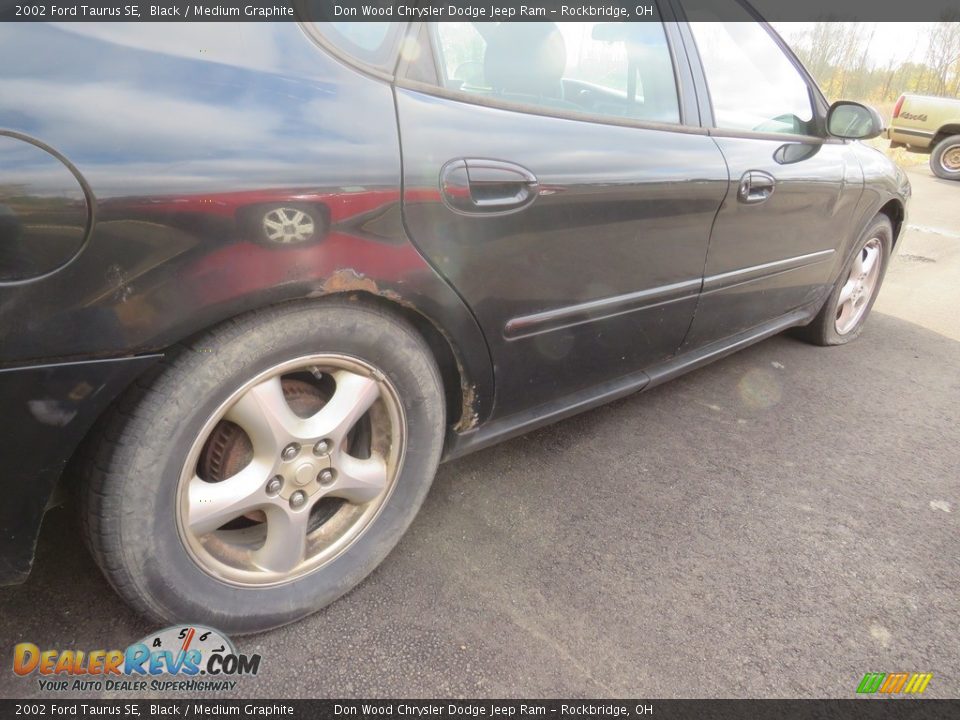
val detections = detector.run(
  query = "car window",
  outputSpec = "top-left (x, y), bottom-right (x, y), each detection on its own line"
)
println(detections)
top-left (686, 6), bottom-right (815, 135)
top-left (430, 20), bottom-right (681, 125)
top-left (306, 22), bottom-right (402, 71)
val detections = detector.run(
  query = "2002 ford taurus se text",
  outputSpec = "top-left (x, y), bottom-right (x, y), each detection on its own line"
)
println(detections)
top-left (0, 7), bottom-right (910, 633)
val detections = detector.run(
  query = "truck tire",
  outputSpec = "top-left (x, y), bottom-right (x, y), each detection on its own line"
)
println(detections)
top-left (930, 134), bottom-right (960, 180)
top-left (79, 298), bottom-right (445, 634)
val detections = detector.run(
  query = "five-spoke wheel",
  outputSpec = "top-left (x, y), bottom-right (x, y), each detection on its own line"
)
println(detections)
top-left (79, 300), bottom-right (444, 633)
top-left (179, 356), bottom-right (404, 586)
top-left (794, 214), bottom-right (892, 346)
top-left (835, 237), bottom-right (882, 336)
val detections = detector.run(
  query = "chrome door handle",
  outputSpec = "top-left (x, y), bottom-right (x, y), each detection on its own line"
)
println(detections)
top-left (738, 170), bottom-right (776, 204)
top-left (440, 159), bottom-right (539, 215)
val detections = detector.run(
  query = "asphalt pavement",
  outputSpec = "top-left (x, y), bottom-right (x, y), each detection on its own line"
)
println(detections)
top-left (1, 166), bottom-right (957, 699)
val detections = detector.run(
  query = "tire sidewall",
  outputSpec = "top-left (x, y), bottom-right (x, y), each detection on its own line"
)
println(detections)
top-left (112, 302), bottom-right (443, 634)
top-left (820, 217), bottom-right (893, 345)
top-left (930, 135), bottom-right (960, 181)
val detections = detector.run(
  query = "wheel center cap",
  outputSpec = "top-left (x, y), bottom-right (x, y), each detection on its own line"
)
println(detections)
top-left (294, 461), bottom-right (317, 487)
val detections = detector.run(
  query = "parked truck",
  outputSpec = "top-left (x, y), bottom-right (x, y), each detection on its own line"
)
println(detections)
top-left (888, 93), bottom-right (960, 180)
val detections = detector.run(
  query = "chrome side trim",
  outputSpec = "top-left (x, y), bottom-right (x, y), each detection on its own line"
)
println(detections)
top-left (503, 278), bottom-right (701, 340)
top-left (503, 249), bottom-right (834, 340)
top-left (891, 128), bottom-right (935, 138)
top-left (702, 249), bottom-right (835, 293)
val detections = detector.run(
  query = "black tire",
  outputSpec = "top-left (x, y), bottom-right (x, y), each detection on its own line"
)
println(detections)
top-left (929, 134), bottom-right (960, 181)
top-left (79, 298), bottom-right (444, 634)
top-left (794, 215), bottom-right (892, 346)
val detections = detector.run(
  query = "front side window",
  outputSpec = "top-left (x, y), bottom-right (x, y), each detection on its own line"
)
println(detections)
top-left (687, 5), bottom-right (815, 135)
top-left (431, 20), bottom-right (681, 124)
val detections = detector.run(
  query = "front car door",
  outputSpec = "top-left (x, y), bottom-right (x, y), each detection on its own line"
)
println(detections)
top-left (395, 15), bottom-right (729, 419)
top-left (676, 0), bottom-right (865, 350)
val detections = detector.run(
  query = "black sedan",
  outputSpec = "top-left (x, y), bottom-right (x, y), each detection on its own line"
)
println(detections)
top-left (0, 8), bottom-right (910, 633)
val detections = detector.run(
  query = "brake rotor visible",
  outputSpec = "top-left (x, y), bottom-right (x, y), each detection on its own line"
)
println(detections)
top-left (199, 378), bottom-right (326, 483)
top-left (178, 352), bottom-right (405, 588)
top-left (199, 378), bottom-right (331, 527)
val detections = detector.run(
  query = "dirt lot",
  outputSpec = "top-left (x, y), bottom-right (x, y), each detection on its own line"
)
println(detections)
top-left (1, 166), bottom-right (957, 700)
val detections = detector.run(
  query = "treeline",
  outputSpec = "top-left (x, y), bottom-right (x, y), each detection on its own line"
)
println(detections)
top-left (781, 20), bottom-right (960, 102)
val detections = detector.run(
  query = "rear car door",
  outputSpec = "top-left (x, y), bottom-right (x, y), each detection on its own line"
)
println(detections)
top-left (395, 17), bottom-right (729, 417)
top-left (676, 0), bottom-right (865, 350)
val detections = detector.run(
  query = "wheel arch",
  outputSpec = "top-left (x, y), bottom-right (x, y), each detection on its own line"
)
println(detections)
top-left (878, 198), bottom-right (906, 248)
top-left (307, 289), bottom-right (474, 434)
top-left (932, 125), bottom-right (960, 147)
top-left (64, 289), bottom-right (479, 488)
top-left (170, 289), bottom-right (476, 435)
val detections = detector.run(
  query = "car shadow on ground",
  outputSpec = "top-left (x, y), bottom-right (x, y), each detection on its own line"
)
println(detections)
top-left (1, 312), bottom-right (958, 699)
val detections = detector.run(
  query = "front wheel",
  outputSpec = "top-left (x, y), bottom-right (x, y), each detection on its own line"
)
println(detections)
top-left (79, 299), bottom-right (445, 634)
top-left (794, 215), bottom-right (892, 346)
top-left (930, 134), bottom-right (960, 180)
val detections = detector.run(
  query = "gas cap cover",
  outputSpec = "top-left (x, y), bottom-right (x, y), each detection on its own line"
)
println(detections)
top-left (0, 134), bottom-right (90, 282)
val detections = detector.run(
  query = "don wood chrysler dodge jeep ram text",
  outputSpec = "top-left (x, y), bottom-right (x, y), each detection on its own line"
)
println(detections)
top-left (0, 8), bottom-right (910, 633)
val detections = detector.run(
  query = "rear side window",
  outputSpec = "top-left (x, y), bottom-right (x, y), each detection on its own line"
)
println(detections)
top-left (429, 20), bottom-right (681, 125)
top-left (685, 1), bottom-right (815, 135)
top-left (305, 21), bottom-right (402, 71)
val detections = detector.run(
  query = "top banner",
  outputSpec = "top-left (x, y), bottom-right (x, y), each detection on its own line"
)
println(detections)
top-left (1, 0), bottom-right (959, 23)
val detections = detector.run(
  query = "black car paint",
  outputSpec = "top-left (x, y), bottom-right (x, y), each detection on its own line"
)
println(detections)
top-left (680, 136), bottom-right (864, 350)
top-left (0, 355), bottom-right (161, 582)
top-left (397, 86), bottom-right (730, 415)
top-left (0, 19), bottom-right (908, 584)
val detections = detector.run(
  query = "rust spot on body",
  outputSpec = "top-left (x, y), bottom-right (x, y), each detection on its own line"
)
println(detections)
top-left (316, 268), bottom-right (480, 432)
top-left (454, 380), bottom-right (479, 432)
top-left (321, 268), bottom-right (381, 295)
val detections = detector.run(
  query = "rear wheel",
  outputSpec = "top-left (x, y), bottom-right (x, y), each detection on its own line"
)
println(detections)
top-left (930, 134), bottom-right (960, 180)
top-left (794, 215), bottom-right (892, 346)
top-left (79, 299), bottom-right (444, 634)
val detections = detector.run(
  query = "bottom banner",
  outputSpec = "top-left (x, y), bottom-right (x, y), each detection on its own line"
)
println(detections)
top-left (1, 699), bottom-right (957, 720)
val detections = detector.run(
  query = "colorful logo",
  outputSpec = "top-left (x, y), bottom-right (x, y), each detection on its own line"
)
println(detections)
top-left (12, 625), bottom-right (261, 693)
top-left (857, 672), bottom-right (933, 695)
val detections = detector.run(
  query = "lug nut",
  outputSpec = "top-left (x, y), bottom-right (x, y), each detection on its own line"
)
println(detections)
top-left (318, 469), bottom-right (336, 486)
top-left (281, 443), bottom-right (301, 461)
top-left (266, 476), bottom-right (283, 495)
top-left (290, 490), bottom-right (307, 509)
top-left (313, 439), bottom-right (332, 456)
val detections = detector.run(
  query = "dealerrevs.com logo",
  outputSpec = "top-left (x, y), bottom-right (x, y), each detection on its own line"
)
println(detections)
top-left (12, 625), bottom-right (261, 693)
top-left (856, 672), bottom-right (933, 695)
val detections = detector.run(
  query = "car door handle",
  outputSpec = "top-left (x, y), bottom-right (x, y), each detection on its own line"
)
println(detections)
top-left (440, 159), bottom-right (539, 215)
top-left (737, 170), bottom-right (776, 204)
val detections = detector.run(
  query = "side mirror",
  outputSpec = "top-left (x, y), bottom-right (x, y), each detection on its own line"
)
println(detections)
top-left (827, 101), bottom-right (884, 140)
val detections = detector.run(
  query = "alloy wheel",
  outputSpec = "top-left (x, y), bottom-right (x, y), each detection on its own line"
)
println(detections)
top-left (835, 238), bottom-right (883, 335)
top-left (176, 355), bottom-right (405, 586)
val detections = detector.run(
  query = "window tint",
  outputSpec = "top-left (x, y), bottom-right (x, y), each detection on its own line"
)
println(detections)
top-left (308, 22), bottom-right (401, 70)
top-left (431, 21), bottom-right (680, 124)
top-left (687, 11), bottom-right (814, 135)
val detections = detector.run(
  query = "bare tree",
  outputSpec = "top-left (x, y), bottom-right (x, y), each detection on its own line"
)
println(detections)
top-left (924, 16), bottom-right (960, 96)
top-left (780, 21), bottom-right (960, 102)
